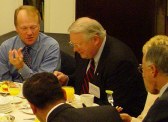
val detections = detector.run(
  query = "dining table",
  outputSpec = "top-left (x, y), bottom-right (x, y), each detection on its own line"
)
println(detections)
top-left (0, 83), bottom-right (36, 122)
top-left (10, 98), bottom-right (35, 122)
top-left (0, 83), bottom-right (99, 122)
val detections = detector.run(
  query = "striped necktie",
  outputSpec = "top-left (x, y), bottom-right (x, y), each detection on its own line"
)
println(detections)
top-left (23, 46), bottom-right (32, 68)
top-left (81, 59), bottom-right (95, 94)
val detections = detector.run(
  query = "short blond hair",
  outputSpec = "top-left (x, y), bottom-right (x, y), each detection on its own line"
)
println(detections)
top-left (143, 35), bottom-right (168, 74)
top-left (14, 5), bottom-right (41, 26)
top-left (143, 35), bottom-right (168, 54)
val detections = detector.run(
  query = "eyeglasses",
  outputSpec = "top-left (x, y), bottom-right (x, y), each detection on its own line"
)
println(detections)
top-left (69, 41), bottom-right (81, 48)
top-left (138, 64), bottom-right (142, 73)
top-left (18, 25), bottom-right (39, 33)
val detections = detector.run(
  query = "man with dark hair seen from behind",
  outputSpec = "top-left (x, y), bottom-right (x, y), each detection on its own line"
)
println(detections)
top-left (23, 72), bottom-right (122, 122)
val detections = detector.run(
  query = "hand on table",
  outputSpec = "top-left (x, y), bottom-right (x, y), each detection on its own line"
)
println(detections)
top-left (54, 71), bottom-right (69, 85)
top-left (116, 106), bottom-right (123, 112)
top-left (120, 113), bottom-right (132, 122)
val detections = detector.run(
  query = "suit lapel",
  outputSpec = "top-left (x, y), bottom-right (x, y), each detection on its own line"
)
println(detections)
top-left (94, 36), bottom-right (111, 85)
top-left (74, 53), bottom-right (89, 94)
top-left (143, 87), bottom-right (168, 122)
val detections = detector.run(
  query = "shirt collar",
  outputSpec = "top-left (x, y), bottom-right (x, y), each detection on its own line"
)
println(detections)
top-left (93, 36), bottom-right (106, 68)
top-left (46, 102), bottom-right (64, 122)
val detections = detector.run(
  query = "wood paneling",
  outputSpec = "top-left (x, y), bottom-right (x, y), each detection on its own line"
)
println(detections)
top-left (76, 0), bottom-right (167, 62)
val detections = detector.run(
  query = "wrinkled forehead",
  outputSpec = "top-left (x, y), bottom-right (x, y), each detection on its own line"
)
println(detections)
top-left (16, 9), bottom-right (39, 26)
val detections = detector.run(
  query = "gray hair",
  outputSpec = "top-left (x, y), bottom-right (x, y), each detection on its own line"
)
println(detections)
top-left (68, 17), bottom-right (106, 40)
top-left (144, 35), bottom-right (168, 74)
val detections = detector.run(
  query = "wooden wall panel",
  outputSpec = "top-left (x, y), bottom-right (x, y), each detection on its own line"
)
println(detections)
top-left (76, 0), bottom-right (167, 62)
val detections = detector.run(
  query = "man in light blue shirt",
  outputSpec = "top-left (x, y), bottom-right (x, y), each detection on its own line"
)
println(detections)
top-left (0, 5), bottom-right (61, 82)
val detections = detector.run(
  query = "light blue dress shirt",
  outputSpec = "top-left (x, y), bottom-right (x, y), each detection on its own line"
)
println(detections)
top-left (0, 32), bottom-right (61, 82)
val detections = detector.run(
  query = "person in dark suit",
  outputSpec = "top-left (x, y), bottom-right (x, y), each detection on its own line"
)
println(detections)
top-left (121, 35), bottom-right (168, 122)
top-left (54, 17), bottom-right (147, 117)
top-left (141, 35), bottom-right (168, 122)
top-left (23, 72), bottom-right (122, 122)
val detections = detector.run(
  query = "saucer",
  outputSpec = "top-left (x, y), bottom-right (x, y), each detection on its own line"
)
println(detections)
top-left (22, 109), bottom-right (33, 115)
top-left (6, 96), bottom-right (22, 104)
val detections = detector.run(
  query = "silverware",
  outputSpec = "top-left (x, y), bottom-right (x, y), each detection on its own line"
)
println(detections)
top-left (0, 93), bottom-right (9, 97)
top-left (23, 118), bottom-right (35, 120)
top-left (82, 103), bottom-right (86, 107)
top-left (107, 94), bottom-right (114, 106)
top-left (106, 90), bottom-right (114, 106)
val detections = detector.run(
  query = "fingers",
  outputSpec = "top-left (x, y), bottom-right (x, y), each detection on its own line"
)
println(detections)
top-left (54, 71), bottom-right (59, 76)
top-left (120, 113), bottom-right (132, 122)
top-left (18, 48), bottom-right (23, 59)
top-left (9, 49), bottom-right (13, 61)
top-left (9, 49), bottom-right (16, 62)
top-left (54, 71), bottom-right (63, 80)
top-left (54, 71), bottom-right (63, 77)
top-left (8, 48), bottom-right (24, 69)
top-left (116, 106), bottom-right (123, 112)
top-left (53, 71), bottom-right (68, 85)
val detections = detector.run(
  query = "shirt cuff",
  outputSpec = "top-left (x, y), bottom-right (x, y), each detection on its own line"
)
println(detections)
top-left (18, 64), bottom-right (32, 80)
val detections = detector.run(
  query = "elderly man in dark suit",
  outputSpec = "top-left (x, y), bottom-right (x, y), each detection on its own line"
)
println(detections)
top-left (54, 17), bottom-right (147, 117)
top-left (23, 72), bottom-right (122, 122)
top-left (120, 35), bottom-right (168, 122)
top-left (141, 35), bottom-right (168, 122)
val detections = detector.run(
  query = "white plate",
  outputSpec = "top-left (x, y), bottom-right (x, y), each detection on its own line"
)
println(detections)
top-left (22, 109), bottom-right (33, 115)
top-left (0, 113), bottom-right (15, 122)
top-left (91, 103), bottom-right (99, 107)
top-left (7, 96), bottom-right (22, 104)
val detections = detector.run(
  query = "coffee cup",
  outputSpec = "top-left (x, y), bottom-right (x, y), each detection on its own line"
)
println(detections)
top-left (80, 94), bottom-right (94, 107)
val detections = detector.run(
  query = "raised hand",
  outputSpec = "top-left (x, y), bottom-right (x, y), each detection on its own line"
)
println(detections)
top-left (9, 48), bottom-right (24, 69)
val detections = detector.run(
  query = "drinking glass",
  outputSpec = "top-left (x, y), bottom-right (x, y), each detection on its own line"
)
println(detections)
top-left (8, 83), bottom-right (21, 102)
top-left (62, 86), bottom-right (75, 103)
top-left (34, 117), bottom-right (40, 122)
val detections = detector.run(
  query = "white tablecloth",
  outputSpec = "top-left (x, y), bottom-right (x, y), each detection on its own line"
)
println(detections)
top-left (0, 93), bottom-right (98, 122)
top-left (0, 95), bottom-right (35, 122)
top-left (11, 98), bottom-right (35, 122)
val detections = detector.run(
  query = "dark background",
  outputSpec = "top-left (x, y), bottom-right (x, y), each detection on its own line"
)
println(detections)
top-left (76, 0), bottom-right (167, 63)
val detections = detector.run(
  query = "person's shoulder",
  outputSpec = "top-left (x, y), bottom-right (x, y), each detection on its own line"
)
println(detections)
top-left (160, 88), bottom-right (168, 101)
top-left (0, 35), bottom-right (19, 48)
top-left (106, 35), bottom-right (134, 54)
top-left (39, 32), bottom-right (59, 45)
top-left (106, 35), bottom-right (129, 47)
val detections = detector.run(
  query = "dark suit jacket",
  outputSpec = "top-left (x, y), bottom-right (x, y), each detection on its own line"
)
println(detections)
top-left (47, 104), bottom-right (122, 122)
top-left (68, 35), bottom-right (147, 116)
top-left (143, 88), bottom-right (168, 122)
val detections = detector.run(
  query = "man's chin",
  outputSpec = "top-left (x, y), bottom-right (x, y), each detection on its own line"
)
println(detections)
top-left (150, 89), bottom-right (159, 95)
top-left (80, 55), bottom-right (90, 59)
top-left (25, 40), bottom-right (35, 45)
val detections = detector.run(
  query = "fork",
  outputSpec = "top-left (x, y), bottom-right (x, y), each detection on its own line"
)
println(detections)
top-left (107, 94), bottom-right (114, 106)
top-left (106, 90), bottom-right (114, 106)
top-left (23, 118), bottom-right (35, 120)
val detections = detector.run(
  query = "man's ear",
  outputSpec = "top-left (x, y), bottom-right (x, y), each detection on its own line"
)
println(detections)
top-left (15, 27), bottom-right (19, 33)
top-left (150, 64), bottom-right (158, 77)
top-left (93, 35), bottom-right (101, 45)
top-left (62, 89), bottom-right (67, 101)
top-left (29, 102), bottom-right (37, 114)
